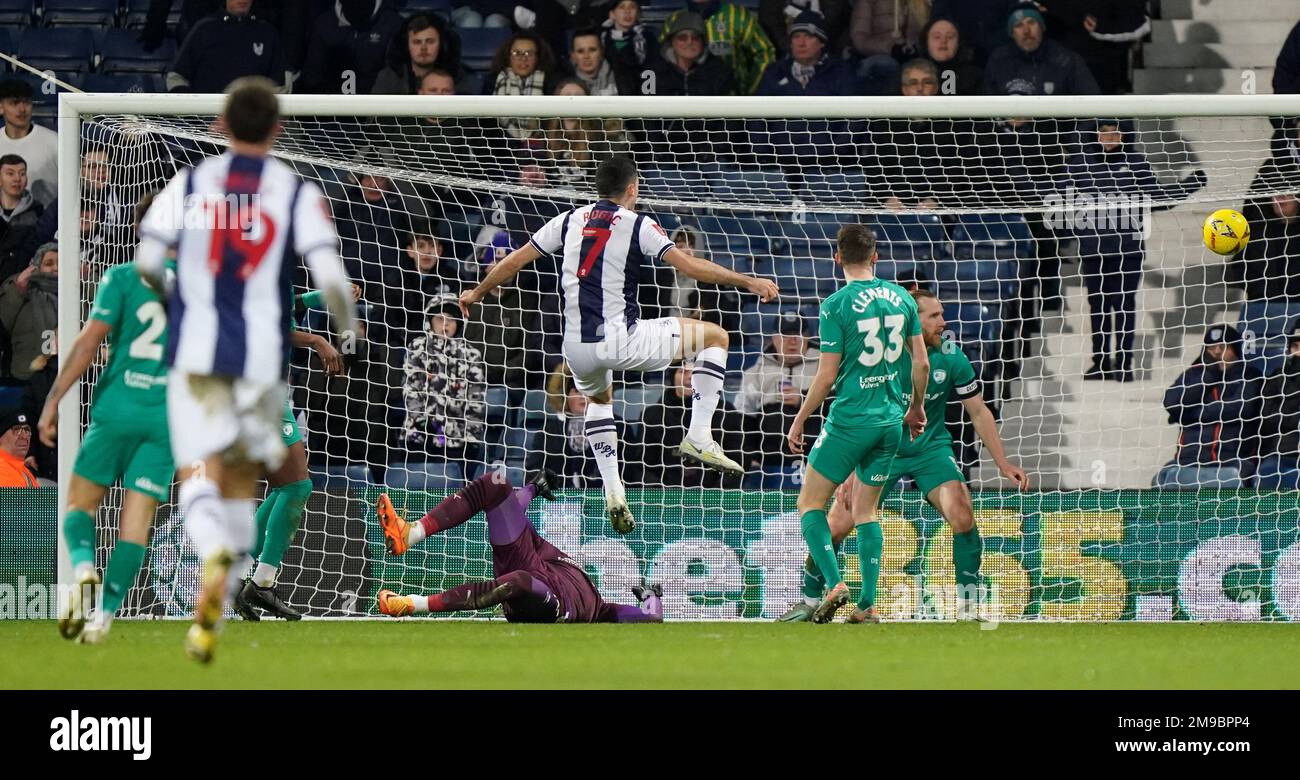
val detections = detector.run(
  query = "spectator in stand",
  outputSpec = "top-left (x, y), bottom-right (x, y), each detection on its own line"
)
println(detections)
top-left (0, 155), bottom-right (43, 286)
top-left (542, 79), bottom-right (631, 189)
top-left (756, 11), bottom-right (854, 96)
top-left (401, 295), bottom-right (487, 472)
top-left (735, 310), bottom-right (822, 470)
top-left (333, 148), bottom-right (411, 315)
top-left (1257, 322), bottom-right (1300, 484)
top-left (634, 365), bottom-right (744, 488)
top-left (920, 15), bottom-right (982, 95)
top-left (1040, 1), bottom-right (1149, 94)
top-left (167, 0), bottom-right (287, 93)
top-left (301, 0), bottom-right (404, 94)
top-left (602, 0), bottom-right (660, 95)
top-left (850, 0), bottom-right (931, 95)
top-left (1276, 20), bottom-right (1300, 95)
top-left (666, 225), bottom-right (742, 336)
top-left (652, 12), bottom-right (736, 96)
top-left (526, 369), bottom-right (627, 489)
top-left (569, 27), bottom-right (622, 96)
top-left (761, 0), bottom-right (851, 58)
top-left (1066, 119), bottom-right (1206, 382)
top-left (0, 80), bottom-right (56, 206)
top-left (984, 2), bottom-right (1098, 96)
top-left (1159, 325), bottom-right (1262, 487)
top-left (372, 13), bottom-right (470, 95)
top-left (0, 242), bottom-right (57, 382)
top-left (382, 220), bottom-right (460, 342)
top-left (487, 32), bottom-right (559, 141)
top-left (663, 0), bottom-right (776, 95)
top-left (0, 410), bottom-right (38, 487)
top-left (463, 230), bottom-right (542, 390)
top-left (1231, 191), bottom-right (1300, 302)
top-left (928, 0), bottom-right (1018, 59)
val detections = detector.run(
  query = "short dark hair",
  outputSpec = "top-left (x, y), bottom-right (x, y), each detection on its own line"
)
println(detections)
top-left (421, 67), bottom-right (454, 84)
top-left (595, 155), bottom-right (637, 198)
top-left (836, 224), bottom-right (876, 265)
top-left (572, 27), bottom-right (602, 48)
top-left (406, 219), bottom-right (438, 245)
top-left (133, 191), bottom-right (157, 233)
top-left (0, 153), bottom-right (26, 170)
top-left (901, 58), bottom-right (939, 81)
top-left (0, 78), bottom-right (33, 102)
top-left (223, 77), bottom-right (279, 144)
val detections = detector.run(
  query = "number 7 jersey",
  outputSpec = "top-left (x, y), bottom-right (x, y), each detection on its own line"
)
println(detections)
top-left (818, 277), bottom-right (921, 429)
top-left (87, 261), bottom-right (170, 421)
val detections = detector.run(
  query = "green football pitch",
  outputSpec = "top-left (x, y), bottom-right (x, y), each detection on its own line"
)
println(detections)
top-left (3, 621), bottom-right (1298, 689)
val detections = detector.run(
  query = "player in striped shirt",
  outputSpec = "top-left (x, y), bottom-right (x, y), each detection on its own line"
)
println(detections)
top-left (458, 156), bottom-right (779, 534)
top-left (136, 78), bottom-right (357, 662)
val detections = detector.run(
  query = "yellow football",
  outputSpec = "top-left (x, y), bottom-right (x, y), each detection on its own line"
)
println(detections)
top-left (1203, 208), bottom-right (1250, 256)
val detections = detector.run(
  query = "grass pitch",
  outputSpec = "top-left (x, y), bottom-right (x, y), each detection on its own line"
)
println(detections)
top-left (3, 620), bottom-right (1297, 689)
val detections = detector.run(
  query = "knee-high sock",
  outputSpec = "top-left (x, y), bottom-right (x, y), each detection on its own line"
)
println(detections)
top-left (800, 541), bottom-right (843, 601)
top-left (952, 527), bottom-right (984, 596)
top-left (485, 483), bottom-right (538, 546)
top-left (179, 476), bottom-right (225, 561)
top-left (252, 479), bottom-right (312, 587)
top-left (101, 540), bottom-right (145, 615)
top-left (63, 509), bottom-right (96, 574)
top-left (856, 522), bottom-right (884, 609)
top-left (688, 346), bottom-right (727, 443)
top-left (417, 570), bottom-right (547, 613)
top-left (801, 509), bottom-right (842, 589)
top-left (584, 402), bottom-right (623, 494)
top-left (250, 491), bottom-right (280, 562)
top-left (411, 473), bottom-right (515, 545)
top-left (221, 498), bottom-right (256, 596)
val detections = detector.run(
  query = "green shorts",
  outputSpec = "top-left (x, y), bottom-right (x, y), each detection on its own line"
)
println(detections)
top-left (280, 401), bottom-right (302, 448)
top-left (878, 445), bottom-right (966, 498)
top-left (73, 412), bottom-right (174, 502)
top-left (807, 422), bottom-right (903, 486)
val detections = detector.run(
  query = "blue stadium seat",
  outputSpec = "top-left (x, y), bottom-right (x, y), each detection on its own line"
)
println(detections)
top-left (614, 385), bottom-right (661, 424)
top-left (42, 0), bottom-right (117, 27)
top-left (18, 28), bottom-right (96, 73)
top-left (0, 0), bottom-right (32, 26)
top-left (799, 169), bottom-right (869, 205)
top-left (641, 167), bottom-right (711, 201)
top-left (1236, 299), bottom-right (1300, 378)
top-left (712, 215), bottom-right (772, 259)
top-left (396, 0), bottom-right (452, 16)
top-left (1152, 463), bottom-right (1243, 489)
top-left (950, 212), bottom-right (1035, 261)
top-left (81, 72), bottom-right (165, 94)
top-left (99, 29), bottom-right (175, 74)
top-left (707, 166), bottom-right (793, 205)
top-left (0, 385), bottom-right (26, 410)
top-left (459, 28), bottom-right (511, 72)
top-left (870, 212), bottom-right (950, 262)
top-left (521, 388), bottom-right (551, 424)
top-left (484, 385), bottom-right (512, 424)
top-left (1255, 456), bottom-right (1300, 490)
top-left (309, 464), bottom-right (373, 490)
top-left (385, 461), bottom-right (466, 491)
top-left (123, 0), bottom-right (178, 30)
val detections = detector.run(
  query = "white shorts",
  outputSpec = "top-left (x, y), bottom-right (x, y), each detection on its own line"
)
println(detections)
top-left (167, 371), bottom-right (288, 471)
top-left (563, 317), bottom-right (682, 397)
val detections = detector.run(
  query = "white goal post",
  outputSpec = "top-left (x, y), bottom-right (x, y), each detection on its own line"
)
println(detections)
top-left (56, 92), bottom-right (1300, 622)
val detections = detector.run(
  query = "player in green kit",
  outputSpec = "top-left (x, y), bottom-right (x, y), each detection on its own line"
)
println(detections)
top-left (786, 225), bottom-right (929, 624)
top-left (231, 284), bottom-right (356, 621)
top-left (40, 195), bottom-right (174, 644)
top-left (780, 289), bottom-right (1030, 623)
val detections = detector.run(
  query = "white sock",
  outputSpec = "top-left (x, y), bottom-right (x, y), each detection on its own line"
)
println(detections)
top-left (409, 594), bottom-right (429, 614)
top-left (227, 553), bottom-right (253, 598)
top-left (688, 346), bottom-right (728, 443)
top-left (584, 402), bottom-right (624, 494)
top-left (804, 596), bottom-right (820, 607)
top-left (179, 476), bottom-right (226, 561)
top-left (252, 562), bottom-right (278, 589)
top-left (408, 522), bottom-right (427, 546)
top-left (222, 499), bottom-right (257, 595)
top-left (73, 561), bottom-right (95, 582)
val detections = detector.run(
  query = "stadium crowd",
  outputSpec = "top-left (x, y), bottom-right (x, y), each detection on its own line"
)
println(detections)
top-left (1, 1), bottom-right (1300, 489)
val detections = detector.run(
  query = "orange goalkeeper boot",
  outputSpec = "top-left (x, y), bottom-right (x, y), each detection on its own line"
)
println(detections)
top-left (847, 606), bottom-right (881, 624)
top-left (376, 589), bottom-right (415, 617)
top-left (377, 494), bottom-right (411, 556)
top-left (812, 582), bottom-right (851, 624)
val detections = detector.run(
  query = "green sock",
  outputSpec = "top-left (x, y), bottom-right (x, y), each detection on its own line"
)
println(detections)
top-left (855, 522), bottom-right (883, 609)
top-left (101, 540), bottom-right (146, 615)
top-left (250, 491), bottom-right (282, 562)
top-left (953, 527), bottom-right (984, 597)
top-left (63, 509), bottom-right (96, 571)
top-left (800, 509), bottom-right (841, 589)
top-left (800, 540), bottom-right (843, 600)
top-left (258, 479), bottom-right (312, 572)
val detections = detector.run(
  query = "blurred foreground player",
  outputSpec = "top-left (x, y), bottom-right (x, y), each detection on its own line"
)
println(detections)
top-left (375, 469), bottom-right (663, 623)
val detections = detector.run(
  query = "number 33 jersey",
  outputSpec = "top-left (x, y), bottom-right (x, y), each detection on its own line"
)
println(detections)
top-left (139, 153), bottom-right (341, 384)
top-left (818, 277), bottom-right (921, 430)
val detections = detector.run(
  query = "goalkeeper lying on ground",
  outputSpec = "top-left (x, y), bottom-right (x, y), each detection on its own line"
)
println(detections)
top-left (375, 468), bottom-right (663, 623)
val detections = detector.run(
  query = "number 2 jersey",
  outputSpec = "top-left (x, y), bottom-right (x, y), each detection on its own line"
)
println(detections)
top-left (818, 277), bottom-right (921, 430)
top-left (88, 261), bottom-right (169, 423)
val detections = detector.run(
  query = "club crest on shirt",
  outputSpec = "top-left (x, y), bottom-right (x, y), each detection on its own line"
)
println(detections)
top-left (933, 369), bottom-right (947, 384)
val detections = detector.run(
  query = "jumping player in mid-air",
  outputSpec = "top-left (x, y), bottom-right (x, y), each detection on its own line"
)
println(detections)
top-left (458, 155), bottom-right (779, 535)
top-left (374, 470), bottom-right (663, 623)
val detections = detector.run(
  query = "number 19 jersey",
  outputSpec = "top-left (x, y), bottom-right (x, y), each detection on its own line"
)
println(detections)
top-left (88, 261), bottom-right (169, 422)
top-left (818, 277), bottom-right (921, 430)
